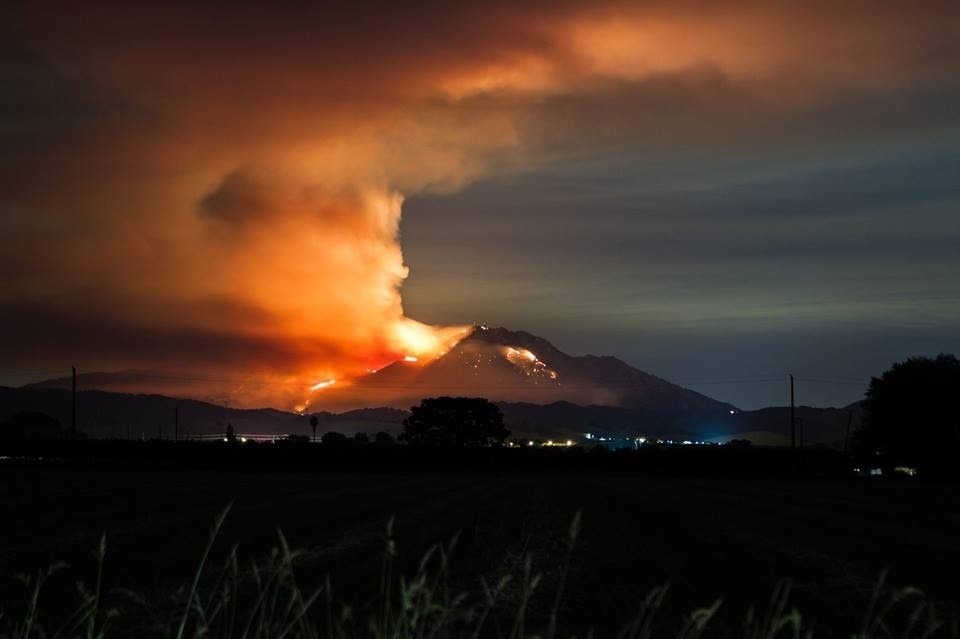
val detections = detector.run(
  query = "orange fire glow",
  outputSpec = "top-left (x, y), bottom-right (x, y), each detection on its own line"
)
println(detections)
top-left (310, 379), bottom-right (336, 391)
top-left (5, 2), bottom-right (954, 410)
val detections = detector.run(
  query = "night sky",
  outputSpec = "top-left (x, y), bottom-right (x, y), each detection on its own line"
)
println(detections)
top-left (3, 2), bottom-right (959, 408)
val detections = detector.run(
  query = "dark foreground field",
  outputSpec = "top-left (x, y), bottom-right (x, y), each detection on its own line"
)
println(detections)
top-left (1, 454), bottom-right (958, 636)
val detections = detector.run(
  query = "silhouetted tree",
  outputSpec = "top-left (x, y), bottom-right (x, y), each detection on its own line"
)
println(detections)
top-left (225, 423), bottom-right (236, 443)
top-left (309, 415), bottom-right (319, 442)
top-left (321, 431), bottom-right (349, 446)
top-left (855, 354), bottom-right (960, 474)
top-left (374, 431), bottom-right (395, 446)
top-left (0, 412), bottom-right (63, 441)
top-left (400, 397), bottom-right (509, 446)
top-left (353, 432), bottom-right (370, 445)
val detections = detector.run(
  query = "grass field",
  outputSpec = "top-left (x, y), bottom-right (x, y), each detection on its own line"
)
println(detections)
top-left (1, 461), bottom-right (958, 636)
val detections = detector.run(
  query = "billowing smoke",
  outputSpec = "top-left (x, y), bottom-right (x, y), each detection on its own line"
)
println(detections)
top-left (2, 1), bottom-right (958, 407)
top-left (194, 171), bottom-right (471, 406)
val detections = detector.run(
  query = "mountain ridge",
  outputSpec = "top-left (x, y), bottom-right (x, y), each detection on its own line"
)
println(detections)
top-left (0, 385), bottom-right (859, 447)
top-left (11, 325), bottom-right (860, 445)
top-left (317, 325), bottom-right (736, 415)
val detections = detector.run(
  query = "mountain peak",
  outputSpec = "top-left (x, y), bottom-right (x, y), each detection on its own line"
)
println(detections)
top-left (311, 325), bottom-right (734, 416)
top-left (22, 325), bottom-right (735, 419)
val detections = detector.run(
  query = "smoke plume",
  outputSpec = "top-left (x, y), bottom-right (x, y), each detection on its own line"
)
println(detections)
top-left (2, 1), bottom-right (958, 406)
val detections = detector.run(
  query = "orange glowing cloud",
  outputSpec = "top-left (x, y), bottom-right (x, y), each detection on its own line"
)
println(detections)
top-left (2, 1), bottom-right (958, 407)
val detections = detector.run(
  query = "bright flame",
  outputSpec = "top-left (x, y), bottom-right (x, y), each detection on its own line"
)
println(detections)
top-left (504, 346), bottom-right (559, 382)
top-left (295, 325), bottom-right (472, 410)
top-left (393, 319), bottom-right (471, 360)
top-left (310, 379), bottom-right (336, 391)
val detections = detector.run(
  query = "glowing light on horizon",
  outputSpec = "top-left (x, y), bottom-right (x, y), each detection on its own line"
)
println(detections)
top-left (540, 439), bottom-right (575, 447)
top-left (404, 355), bottom-right (419, 362)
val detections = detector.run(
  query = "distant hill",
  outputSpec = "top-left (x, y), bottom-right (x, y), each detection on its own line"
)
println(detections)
top-left (0, 387), bottom-right (404, 440)
top-left (1, 386), bottom-right (859, 447)
top-left (23, 370), bottom-right (224, 403)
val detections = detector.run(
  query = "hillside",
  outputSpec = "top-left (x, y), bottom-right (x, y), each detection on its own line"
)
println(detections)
top-left (316, 326), bottom-right (736, 415)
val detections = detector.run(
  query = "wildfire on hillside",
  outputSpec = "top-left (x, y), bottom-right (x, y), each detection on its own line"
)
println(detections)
top-left (296, 323), bottom-right (472, 412)
top-left (504, 347), bottom-right (559, 383)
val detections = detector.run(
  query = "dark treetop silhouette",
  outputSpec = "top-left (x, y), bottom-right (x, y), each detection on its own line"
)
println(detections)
top-left (400, 397), bottom-right (509, 446)
top-left (855, 353), bottom-right (960, 474)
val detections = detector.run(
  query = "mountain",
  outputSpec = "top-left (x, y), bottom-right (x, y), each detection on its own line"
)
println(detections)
top-left (0, 385), bottom-right (858, 446)
top-left (21, 327), bottom-right (736, 416)
top-left (25, 370), bottom-right (217, 399)
top-left (0, 387), bottom-right (405, 440)
top-left (317, 326), bottom-right (736, 416)
top-left (22, 370), bottom-right (294, 410)
top-left (13, 326), bottom-right (861, 445)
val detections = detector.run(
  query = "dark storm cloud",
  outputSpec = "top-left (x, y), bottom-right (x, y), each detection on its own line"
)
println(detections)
top-left (406, 147), bottom-right (960, 258)
top-left (0, 302), bottom-right (349, 370)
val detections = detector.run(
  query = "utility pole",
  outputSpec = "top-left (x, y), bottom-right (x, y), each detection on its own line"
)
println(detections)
top-left (71, 366), bottom-right (77, 438)
top-left (789, 374), bottom-right (796, 451)
top-left (174, 407), bottom-right (179, 443)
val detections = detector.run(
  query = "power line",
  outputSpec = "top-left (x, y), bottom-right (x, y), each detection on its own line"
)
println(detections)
top-left (794, 377), bottom-right (867, 386)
